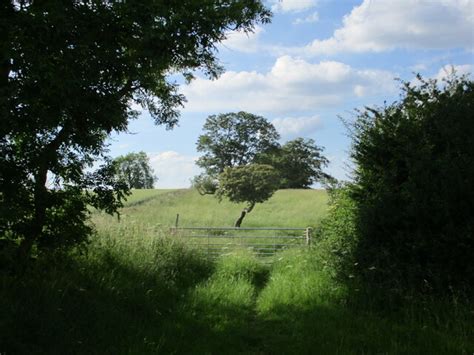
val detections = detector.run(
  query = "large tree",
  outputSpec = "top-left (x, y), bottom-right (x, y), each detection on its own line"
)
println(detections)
top-left (113, 151), bottom-right (156, 189)
top-left (0, 1), bottom-right (270, 259)
top-left (196, 111), bottom-right (280, 175)
top-left (195, 112), bottom-right (331, 190)
top-left (217, 164), bottom-right (279, 227)
top-left (258, 138), bottom-right (331, 189)
top-left (194, 111), bottom-right (332, 225)
top-left (194, 111), bottom-right (280, 226)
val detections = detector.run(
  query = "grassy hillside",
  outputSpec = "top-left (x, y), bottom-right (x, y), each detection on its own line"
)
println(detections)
top-left (120, 188), bottom-right (176, 206)
top-left (92, 188), bottom-right (329, 238)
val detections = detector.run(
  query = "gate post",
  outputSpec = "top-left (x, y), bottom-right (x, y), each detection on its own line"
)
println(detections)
top-left (305, 227), bottom-right (312, 247)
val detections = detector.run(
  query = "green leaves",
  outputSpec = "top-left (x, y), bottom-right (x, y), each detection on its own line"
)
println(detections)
top-left (217, 164), bottom-right (280, 206)
top-left (113, 151), bottom-right (156, 189)
top-left (194, 111), bottom-right (331, 227)
top-left (349, 73), bottom-right (474, 294)
top-left (266, 138), bottom-right (331, 189)
top-left (196, 112), bottom-right (280, 175)
top-left (196, 112), bottom-right (331, 190)
top-left (0, 1), bottom-right (271, 257)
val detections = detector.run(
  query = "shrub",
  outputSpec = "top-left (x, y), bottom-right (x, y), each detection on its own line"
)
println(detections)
top-left (349, 74), bottom-right (474, 295)
top-left (316, 185), bottom-right (358, 283)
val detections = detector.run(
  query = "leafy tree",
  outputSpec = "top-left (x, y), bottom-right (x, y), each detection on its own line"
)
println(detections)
top-left (217, 164), bottom-right (280, 227)
top-left (113, 151), bottom-right (156, 189)
top-left (194, 111), bottom-right (281, 226)
top-left (196, 112), bottom-right (280, 176)
top-left (194, 111), bottom-right (332, 225)
top-left (195, 112), bottom-right (332, 189)
top-left (0, 1), bottom-right (271, 260)
top-left (258, 138), bottom-right (331, 188)
top-left (279, 138), bottom-right (331, 188)
top-left (349, 73), bottom-right (474, 294)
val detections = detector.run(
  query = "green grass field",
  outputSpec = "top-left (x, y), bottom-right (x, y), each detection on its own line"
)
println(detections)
top-left (92, 189), bottom-right (329, 256)
top-left (1, 189), bottom-right (472, 354)
top-left (93, 188), bottom-right (329, 229)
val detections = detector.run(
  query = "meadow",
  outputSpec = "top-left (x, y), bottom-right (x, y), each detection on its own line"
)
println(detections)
top-left (1, 189), bottom-right (472, 354)
top-left (93, 188), bottom-right (329, 231)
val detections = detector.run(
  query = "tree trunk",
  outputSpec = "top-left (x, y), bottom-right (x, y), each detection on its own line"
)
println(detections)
top-left (234, 202), bottom-right (255, 228)
top-left (234, 209), bottom-right (246, 228)
top-left (17, 127), bottom-right (69, 263)
top-left (17, 165), bottom-right (49, 262)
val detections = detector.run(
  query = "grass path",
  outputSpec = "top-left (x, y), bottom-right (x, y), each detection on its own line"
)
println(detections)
top-left (153, 249), bottom-right (473, 354)
top-left (2, 241), bottom-right (472, 354)
top-left (87, 189), bottom-right (472, 354)
top-left (2, 189), bottom-right (472, 354)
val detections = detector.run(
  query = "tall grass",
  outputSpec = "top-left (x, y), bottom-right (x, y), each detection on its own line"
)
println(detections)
top-left (0, 233), bottom-right (212, 354)
top-left (1, 189), bottom-right (472, 354)
top-left (255, 248), bottom-right (473, 354)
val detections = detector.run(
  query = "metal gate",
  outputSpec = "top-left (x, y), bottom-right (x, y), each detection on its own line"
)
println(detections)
top-left (170, 226), bottom-right (312, 260)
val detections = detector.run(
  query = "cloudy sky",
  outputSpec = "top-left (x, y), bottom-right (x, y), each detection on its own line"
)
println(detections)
top-left (108, 0), bottom-right (474, 188)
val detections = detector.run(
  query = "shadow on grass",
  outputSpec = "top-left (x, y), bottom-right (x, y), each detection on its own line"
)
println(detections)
top-left (155, 299), bottom-right (473, 354)
top-left (0, 250), bottom-right (212, 354)
top-left (155, 247), bottom-right (474, 355)
top-left (1, 249), bottom-right (472, 354)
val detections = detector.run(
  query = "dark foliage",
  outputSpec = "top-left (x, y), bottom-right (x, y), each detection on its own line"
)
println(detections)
top-left (349, 74), bottom-right (474, 294)
top-left (0, 1), bottom-right (270, 259)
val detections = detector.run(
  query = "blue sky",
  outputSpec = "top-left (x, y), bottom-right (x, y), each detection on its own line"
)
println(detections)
top-left (108, 0), bottom-right (474, 188)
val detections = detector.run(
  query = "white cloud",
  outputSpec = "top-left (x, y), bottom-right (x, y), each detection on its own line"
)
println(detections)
top-left (148, 151), bottom-right (200, 188)
top-left (353, 85), bottom-right (366, 97)
top-left (272, 0), bottom-right (318, 13)
top-left (435, 64), bottom-right (473, 81)
top-left (409, 64), bottom-right (473, 87)
top-left (296, 0), bottom-right (474, 55)
top-left (272, 115), bottom-right (322, 139)
top-left (118, 143), bottom-right (131, 149)
top-left (293, 11), bottom-right (319, 25)
top-left (410, 63), bottom-right (428, 72)
top-left (181, 56), bottom-right (396, 114)
top-left (221, 26), bottom-right (264, 53)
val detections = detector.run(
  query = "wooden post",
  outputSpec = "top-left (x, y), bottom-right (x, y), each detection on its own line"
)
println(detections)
top-left (305, 227), bottom-right (312, 247)
top-left (207, 231), bottom-right (210, 260)
top-left (175, 213), bottom-right (179, 228)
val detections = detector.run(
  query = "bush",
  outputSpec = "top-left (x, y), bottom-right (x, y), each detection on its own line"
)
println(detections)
top-left (316, 185), bottom-right (358, 283)
top-left (349, 74), bottom-right (474, 295)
